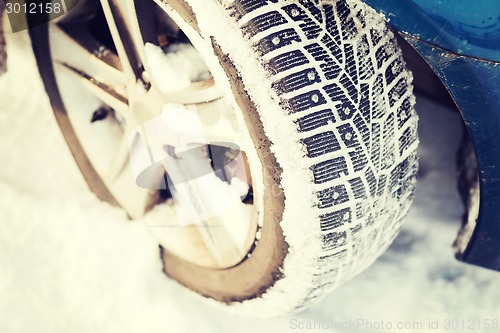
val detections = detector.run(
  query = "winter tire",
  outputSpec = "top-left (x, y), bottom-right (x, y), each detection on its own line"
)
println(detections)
top-left (29, 0), bottom-right (418, 316)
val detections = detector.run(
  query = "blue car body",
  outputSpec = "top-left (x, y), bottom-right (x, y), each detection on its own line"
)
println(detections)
top-left (364, 0), bottom-right (500, 271)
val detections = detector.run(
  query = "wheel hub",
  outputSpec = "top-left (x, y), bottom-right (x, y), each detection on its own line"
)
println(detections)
top-left (41, 0), bottom-right (260, 269)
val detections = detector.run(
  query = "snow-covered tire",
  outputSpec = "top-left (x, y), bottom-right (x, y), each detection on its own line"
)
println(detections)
top-left (30, 0), bottom-right (418, 317)
top-left (165, 0), bottom-right (419, 315)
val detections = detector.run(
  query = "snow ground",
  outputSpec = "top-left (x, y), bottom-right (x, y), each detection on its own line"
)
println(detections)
top-left (1, 31), bottom-right (499, 333)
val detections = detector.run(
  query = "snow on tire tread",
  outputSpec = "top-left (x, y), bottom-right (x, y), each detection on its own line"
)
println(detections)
top-left (200, 0), bottom-right (417, 315)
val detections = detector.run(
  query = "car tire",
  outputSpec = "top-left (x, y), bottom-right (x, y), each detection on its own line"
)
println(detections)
top-left (30, 0), bottom-right (419, 316)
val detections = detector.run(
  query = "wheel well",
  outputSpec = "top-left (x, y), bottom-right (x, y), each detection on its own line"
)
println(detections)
top-left (395, 29), bottom-right (481, 261)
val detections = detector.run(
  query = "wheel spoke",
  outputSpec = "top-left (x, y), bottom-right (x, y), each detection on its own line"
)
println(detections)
top-left (56, 63), bottom-right (130, 119)
top-left (51, 24), bottom-right (131, 120)
top-left (194, 98), bottom-right (247, 148)
top-left (159, 153), bottom-right (256, 267)
top-left (99, 0), bottom-right (148, 79)
top-left (144, 202), bottom-right (256, 268)
top-left (106, 159), bottom-right (154, 219)
top-left (161, 79), bottom-right (223, 105)
top-left (51, 24), bottom-right (127, 91)
top-left (191, 204), bottom-right (256, 267)
top-left (105, 122), bottom-right (134, 183)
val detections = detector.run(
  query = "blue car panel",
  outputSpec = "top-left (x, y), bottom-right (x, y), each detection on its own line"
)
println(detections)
top-left (363, 0), bottom-right (500, 62)
top-left (364, 0), bottom-right (500, 271)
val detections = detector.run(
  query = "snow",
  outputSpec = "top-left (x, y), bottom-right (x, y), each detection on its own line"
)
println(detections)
top-left (144, 42), bottom-right (211, 94)
top-left (1, 28), bottom-right (500, 333)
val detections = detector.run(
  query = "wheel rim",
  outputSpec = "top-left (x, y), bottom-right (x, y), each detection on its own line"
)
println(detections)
top-left (43, 0), bottom-right (262, 269)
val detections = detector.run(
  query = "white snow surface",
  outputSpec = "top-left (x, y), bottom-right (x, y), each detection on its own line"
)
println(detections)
top-left (1, 31), bottom-right (500, 333)
top-left (144, 42), bottom-right (211, 94)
